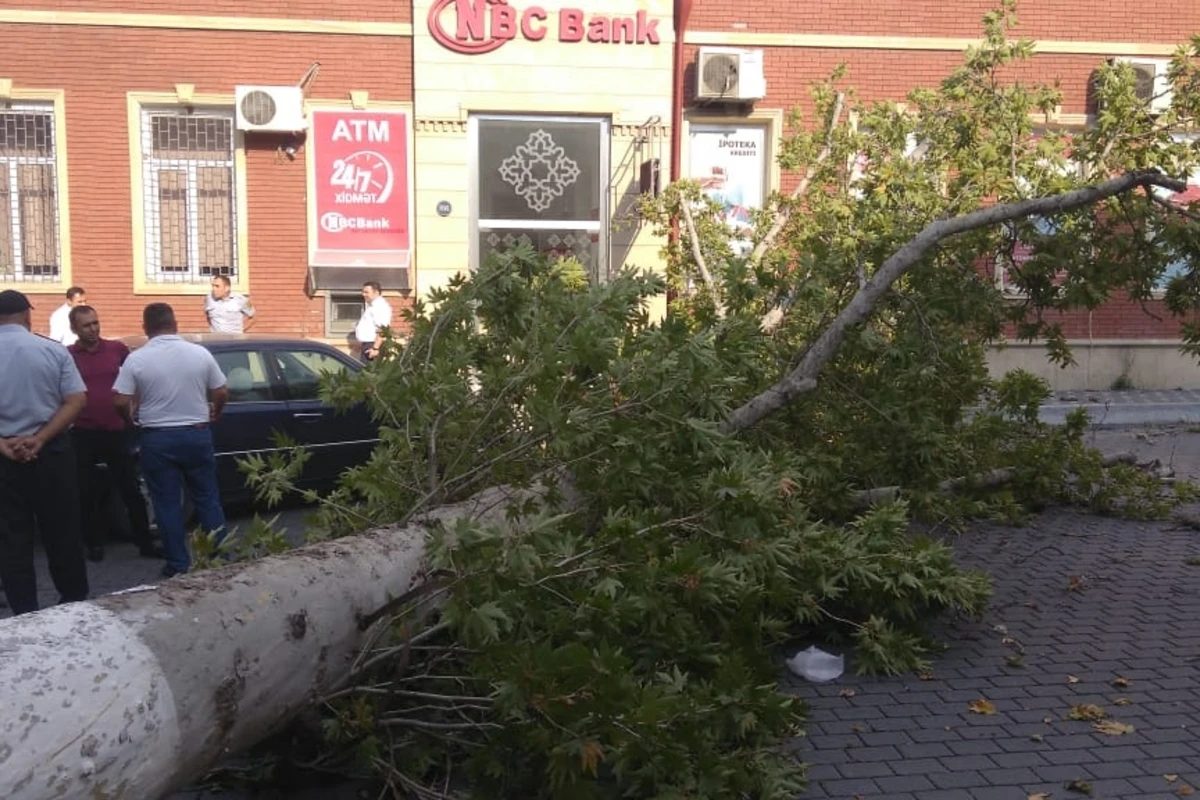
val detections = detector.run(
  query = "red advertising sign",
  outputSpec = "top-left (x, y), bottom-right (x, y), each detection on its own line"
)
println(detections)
top-left (309, 108), bottom-right (412, 268)
top-left (428, 0), bottom-right (661, 55)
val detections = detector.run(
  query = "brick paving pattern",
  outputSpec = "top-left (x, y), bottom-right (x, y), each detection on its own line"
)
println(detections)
top-left (787, 426), bottom-right (1200, 800)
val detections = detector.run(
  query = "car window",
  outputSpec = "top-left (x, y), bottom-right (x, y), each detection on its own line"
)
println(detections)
top-left (212, 350), bottom-right (276, 403)
top-left (274, 349), bottom-right (352, 401)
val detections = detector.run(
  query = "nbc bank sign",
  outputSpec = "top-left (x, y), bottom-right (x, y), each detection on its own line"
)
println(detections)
top-left (427, 0), bottom-right (662, 55)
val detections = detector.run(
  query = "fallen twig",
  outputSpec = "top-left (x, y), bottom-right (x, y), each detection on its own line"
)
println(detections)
top-left (852, 450), bottom-right (1138, 508)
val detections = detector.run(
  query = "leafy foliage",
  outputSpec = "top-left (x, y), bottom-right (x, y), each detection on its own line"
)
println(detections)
top-left (270, 241), bottom-right (989, 798)
top-left (231, 4), bottom-right (1200, 797)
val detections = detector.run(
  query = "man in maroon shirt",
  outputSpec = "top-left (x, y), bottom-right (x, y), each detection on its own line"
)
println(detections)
top-left (68, 305), bottom-right (161, 561)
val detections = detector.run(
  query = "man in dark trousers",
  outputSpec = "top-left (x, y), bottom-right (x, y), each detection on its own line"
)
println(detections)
top-left (68, 305), bottom-right (162, 562)
top-left (0, 289), bottom-right (90, 615)
top-left (114, 303), bottom-right (229, 577)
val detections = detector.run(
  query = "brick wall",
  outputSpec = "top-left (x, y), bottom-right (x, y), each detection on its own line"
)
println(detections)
top-left (22, 0), bottom-right (410, 23)
top-left (690, 0), bottom-right (1193, 43)
top-left (0, 15), bottom-right (412, 337)
top-left (686, 0), bottom-right (1200, 340)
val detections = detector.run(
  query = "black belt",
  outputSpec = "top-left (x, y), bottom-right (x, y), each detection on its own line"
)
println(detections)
top-left (141, 423), bottom-right (209, 431)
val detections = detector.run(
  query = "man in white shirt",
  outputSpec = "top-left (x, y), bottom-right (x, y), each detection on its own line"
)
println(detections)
top-left (354, 281), bottom-right (393, 362)
top-left (113, 303), bottom-right (229, 577)
top-left (48, 286), bottom-right (87, 346)
top-left (204, 275), bottom-right (255, 334)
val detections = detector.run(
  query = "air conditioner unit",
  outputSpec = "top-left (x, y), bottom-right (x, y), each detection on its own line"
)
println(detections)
top-left (235, 85), bottom-right (307, 133)
top-left (1110, 57), bottom-right (1172, 115)
top-left (696, 47), bottom-right (766, 102)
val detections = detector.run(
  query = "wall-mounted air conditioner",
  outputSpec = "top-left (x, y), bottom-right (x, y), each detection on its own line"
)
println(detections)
top-left (235, 85), bottom-right (307, 132)
top-left (696, 47), bottom-right (766, 102)
top-left (1110, 57), bottom-right (1172, 115)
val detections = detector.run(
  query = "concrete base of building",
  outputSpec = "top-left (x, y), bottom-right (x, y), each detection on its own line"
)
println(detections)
top-left (987, 339), bottom-right (1200, 391)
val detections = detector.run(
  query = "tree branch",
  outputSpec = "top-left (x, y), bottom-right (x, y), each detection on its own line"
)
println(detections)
top-left (1148, 190), bottom-right (1200, 223)
top-left (680, 200), bottom-right (726, 318)
top-left (850, 451), bottom-right (1138, 508)
top-left (722, 169), bottom-right (1187, 434)
top-left (756, 92), bottom-right (847, 333)
top-left (752, 91), bottom-right (847, 270)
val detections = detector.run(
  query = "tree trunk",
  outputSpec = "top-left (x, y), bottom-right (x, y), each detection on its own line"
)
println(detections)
top-left (0, 484), bottom-right (528, 800)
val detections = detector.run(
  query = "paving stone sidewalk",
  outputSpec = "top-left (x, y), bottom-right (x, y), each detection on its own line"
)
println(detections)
top-left (787, 427), bottom-right (1200, 800)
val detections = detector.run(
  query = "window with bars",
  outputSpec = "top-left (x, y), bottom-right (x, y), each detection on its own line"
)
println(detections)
top-left (140, 108), bottom-right (237, 284)
top-left (0, 103), bottom-right (61, 283)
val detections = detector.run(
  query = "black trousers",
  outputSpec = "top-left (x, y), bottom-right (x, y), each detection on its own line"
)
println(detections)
top-left (0, 434), bottom-right (89, 615)
top-left (73, 428), bottom-right (154, 550)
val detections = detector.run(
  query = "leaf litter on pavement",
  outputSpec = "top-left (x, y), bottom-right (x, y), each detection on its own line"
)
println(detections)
top-left (1093, 719), bottom-right (1135, 736)
top-left (1067, 777), bottom-right (1093, 795)
top-left (968, 698), bottom-right (997, 715)
top-left (1066, 704), bottom-right (1106, 721)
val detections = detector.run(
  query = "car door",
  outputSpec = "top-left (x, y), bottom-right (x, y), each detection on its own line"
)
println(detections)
top-left (207, 346), bottom-right (292, 503)
top-left (271, 345), bottom-right (378, 486)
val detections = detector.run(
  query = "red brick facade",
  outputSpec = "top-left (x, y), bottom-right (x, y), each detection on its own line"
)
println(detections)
top-left (1, 0), bottom-right (1195, 341)
top-left (686, 0), bottom-right (1200, 340)
top-left (0, 2), bottom-right (411, 339)
top-left (689, 0), bottom-right (1190, 41)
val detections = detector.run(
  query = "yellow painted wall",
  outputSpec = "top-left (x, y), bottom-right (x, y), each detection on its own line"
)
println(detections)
top-left (413, 0), bottom-right (674, 314)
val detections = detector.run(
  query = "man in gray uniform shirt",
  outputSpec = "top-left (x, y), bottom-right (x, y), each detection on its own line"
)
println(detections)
top-left (0, 289), bottom-right (90, 615)
top-left (204, 275), bottom-right (255, 334)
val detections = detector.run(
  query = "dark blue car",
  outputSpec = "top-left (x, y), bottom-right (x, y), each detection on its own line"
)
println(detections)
top-left (122, 333), bottom-right (379, 505)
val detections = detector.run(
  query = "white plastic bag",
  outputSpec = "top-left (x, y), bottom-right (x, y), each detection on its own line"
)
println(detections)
top-left (786, 645), bottom-right (845, 683)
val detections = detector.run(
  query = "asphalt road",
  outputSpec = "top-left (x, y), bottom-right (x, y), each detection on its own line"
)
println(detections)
top-left (2, 500), bottom-right (316, 618)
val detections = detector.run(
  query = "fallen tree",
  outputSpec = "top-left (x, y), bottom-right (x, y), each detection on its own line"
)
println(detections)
top-left (7, 5), bottom-right (1200, 799)
top-left (0, 485), bottom-right (523, 800)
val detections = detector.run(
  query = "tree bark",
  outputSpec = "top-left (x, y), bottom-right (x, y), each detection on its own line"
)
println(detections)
top-left (722, 170), bottom-right (1187, 434)
top-left (0, 483), bottom-right (533, 800)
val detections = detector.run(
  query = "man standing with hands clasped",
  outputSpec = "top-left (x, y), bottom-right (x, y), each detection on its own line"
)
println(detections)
top-left (114, 303), bottom-right (229, 577)
top-left (0, 290), bottom-right (90, 615)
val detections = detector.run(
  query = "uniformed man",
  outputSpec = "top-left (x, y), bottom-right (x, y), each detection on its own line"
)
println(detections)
top-left (0, 289), bottom-right (90, 615)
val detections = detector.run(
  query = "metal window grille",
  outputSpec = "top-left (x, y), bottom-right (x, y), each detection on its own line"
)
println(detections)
top-left (0, 102), bottom-right (60, 283)
top-left (140, 108), bottom-right (238, 284)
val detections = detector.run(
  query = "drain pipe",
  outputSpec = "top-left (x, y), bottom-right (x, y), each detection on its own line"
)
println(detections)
top-left (669, 0), bottom-right (693, 246)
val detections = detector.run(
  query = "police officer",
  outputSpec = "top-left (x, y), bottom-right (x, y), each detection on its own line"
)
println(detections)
top-left (0, 289), bottom-right (90, 615)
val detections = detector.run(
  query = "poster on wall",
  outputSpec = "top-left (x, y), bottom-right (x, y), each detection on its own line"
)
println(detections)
top-left (308, 108), bottom-right (413, 290)
top-left (687, 124), bottom-right (767, 256)
top-left (1149, 133), bottom-right (1200, 290)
